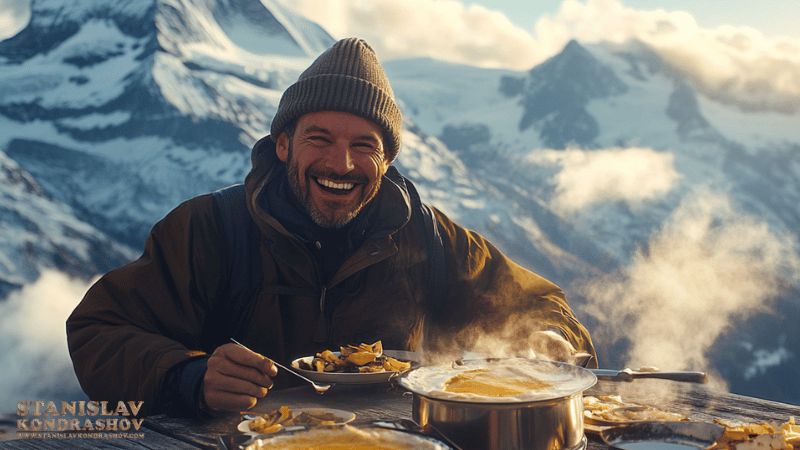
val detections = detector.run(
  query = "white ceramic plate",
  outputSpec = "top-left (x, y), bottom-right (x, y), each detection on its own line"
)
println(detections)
top-left (238, 408), bottom-right (356, 433)
top-left (290, 350), bottom-right (419, 385)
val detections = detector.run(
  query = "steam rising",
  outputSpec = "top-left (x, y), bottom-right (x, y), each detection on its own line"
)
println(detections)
top-left (0, 270), bottom-right (94, 412)
top-left (527, 147), bottom-right (681, 213)
top-left (578, 188), bottom-right (800, 386)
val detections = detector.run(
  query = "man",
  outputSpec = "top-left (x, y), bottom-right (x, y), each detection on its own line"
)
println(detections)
top-left (67, 38), bottom-right (597, 418)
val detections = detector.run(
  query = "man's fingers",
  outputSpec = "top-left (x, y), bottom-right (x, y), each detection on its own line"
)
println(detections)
top-left (216, 343), bottom-right (278, 377)
top-left (200, 343), bottom-right (278, 413)
top-left (201, 361), bottom-right (272, 412)
top-left (207, 348), bottom-right (275, 390)
top-left (202, 388), bottom-right (258, 412)
top-left (204, 374), bottom-right (270, 399)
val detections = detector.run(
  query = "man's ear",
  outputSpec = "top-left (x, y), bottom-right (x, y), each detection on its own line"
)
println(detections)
top-left (276, 132), bottom-right (289, 162)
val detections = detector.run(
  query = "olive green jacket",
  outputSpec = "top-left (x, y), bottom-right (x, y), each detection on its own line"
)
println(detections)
top-left (67, 138), bottom-right (596, 416)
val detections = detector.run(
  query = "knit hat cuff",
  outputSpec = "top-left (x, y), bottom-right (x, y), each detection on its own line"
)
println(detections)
top-left (270, 68), bottom-right (402, 161)
top-left (271, 38), bottom-right (403, 161)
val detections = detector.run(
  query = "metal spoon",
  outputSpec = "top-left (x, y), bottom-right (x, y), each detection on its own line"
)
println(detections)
top-left (229, 338), bottom-right (332, 394)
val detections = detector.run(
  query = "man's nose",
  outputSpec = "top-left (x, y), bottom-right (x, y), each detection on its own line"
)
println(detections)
top-left (325, 141), bottom-right (355, 173)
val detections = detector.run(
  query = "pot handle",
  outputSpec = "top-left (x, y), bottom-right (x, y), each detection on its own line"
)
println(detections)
top-left (590, 368), bottom-right (708, 383)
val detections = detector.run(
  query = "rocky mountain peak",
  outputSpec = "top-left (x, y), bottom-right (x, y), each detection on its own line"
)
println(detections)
top-left (0, 0), bottom-right (154, 64)
top-left (0, 0), bottom-right (333, 65)
top-left (511, 39), bottom-right (628, 148)
top-left (0, 148), bottom-right (47, 198)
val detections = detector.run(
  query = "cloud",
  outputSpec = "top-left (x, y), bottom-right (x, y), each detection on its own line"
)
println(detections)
top-left (4, 0), bottom-right (798, 107)
top-left (286, 0), bottom-right (800, 109)
top-left (0, 0), bottom-right (30, 41)
top-left (578, 188), bottom-right (800, 380)
top-left (4, 0), bottom-right (800, 103)
top-left (538, 0), bottom-right (800, 108)
top-left (286, 0), bottom-right (545, 70)
top-left (527, 147), bottom-right (681, 213)
top-left (0, 270), bottom-right (95, 412)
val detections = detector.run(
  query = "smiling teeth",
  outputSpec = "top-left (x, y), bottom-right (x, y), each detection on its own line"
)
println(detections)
top-left (318, 178), bottom-right (355, 190)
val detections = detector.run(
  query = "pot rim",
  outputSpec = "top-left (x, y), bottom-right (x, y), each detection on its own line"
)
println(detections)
top-left (397, 358), bottom-right (597, 404)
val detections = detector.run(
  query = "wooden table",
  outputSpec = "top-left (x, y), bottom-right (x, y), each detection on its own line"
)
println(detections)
top-left (1, 379), bottom-right (798, 449)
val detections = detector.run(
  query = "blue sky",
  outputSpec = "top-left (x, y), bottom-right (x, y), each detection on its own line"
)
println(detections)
top-left (2, 0), bottom-right (796, 41)
top-left (474, 0), bottom-right (798, 40)
top-left (2, 0), bottom-right (797, 54)
top-left (1, 0), bottom-right (797, 97)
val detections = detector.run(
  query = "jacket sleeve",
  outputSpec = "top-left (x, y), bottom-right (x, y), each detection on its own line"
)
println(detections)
top-left (66, 194), bottom-right (228, 416)
top-left (426, 207), bottom-right (597, 367)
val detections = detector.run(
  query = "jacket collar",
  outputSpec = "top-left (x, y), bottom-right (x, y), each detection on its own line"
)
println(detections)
top-left (244, 136), bottom-right (412, 242)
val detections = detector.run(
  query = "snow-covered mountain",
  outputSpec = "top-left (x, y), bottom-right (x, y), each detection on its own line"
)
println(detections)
top-left (0, 0), bottom-right (333, 250)
top-left (0, 0), bottom-right (798, 407)
top-left (0, 149), bottom-right (135, 292)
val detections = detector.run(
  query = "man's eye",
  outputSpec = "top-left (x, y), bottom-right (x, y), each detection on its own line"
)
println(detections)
top-left (353, 143), bottom-right (377, 153)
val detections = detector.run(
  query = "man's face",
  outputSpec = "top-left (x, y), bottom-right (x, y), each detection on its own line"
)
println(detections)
top-left (276, 111), bottom-right (390, 228)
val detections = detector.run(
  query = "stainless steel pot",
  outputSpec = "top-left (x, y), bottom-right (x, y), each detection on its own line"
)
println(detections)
top-left (398, 359), bottom-right (597, 450)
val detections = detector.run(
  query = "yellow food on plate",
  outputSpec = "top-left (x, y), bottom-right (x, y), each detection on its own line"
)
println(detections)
top-left (583, 395), bottom-right (627, 411)
top-left (248, 406), bottom-right (344, 434)
top-left (582, 395), bottom-right (688, 425)
top-left (783, 418), bottom-right (800, 447)
top-left (708, 417), bottom-right (798, 450)
top-left (250, 406), bottom-right (292, 434)
top-left (297, 341), bottom-right (412, 374)
top-left (583, 396), bottom-right (798, 450)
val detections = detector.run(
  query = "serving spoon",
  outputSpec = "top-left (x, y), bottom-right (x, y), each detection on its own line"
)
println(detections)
top-left (229, 338), bottom-right (332, 394)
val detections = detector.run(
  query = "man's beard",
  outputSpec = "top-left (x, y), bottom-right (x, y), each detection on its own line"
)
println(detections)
top-left (284, 146), bottom-right (381, 229)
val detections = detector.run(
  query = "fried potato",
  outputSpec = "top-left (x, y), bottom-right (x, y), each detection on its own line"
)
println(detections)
top-left (383, 356), bottom-right (411, 372)
top-left (345, 351), bottom-right (379, 366)
top-left (248, 407), bottom-right (344, 433)
top-left (298, 341), bottom-right (411, 374)
top-left (708, 418), bottom-right (797, 450)
top-left (781, 417), bottom-right (800, 446)
top-left (582, 395), bottom-right (687, 425)
top-left (340, 341), bottom-right (382, 356)
top-left (250, 406), bottom-right (292, 433)
top-left (583, 396), bottom-right (797, 450)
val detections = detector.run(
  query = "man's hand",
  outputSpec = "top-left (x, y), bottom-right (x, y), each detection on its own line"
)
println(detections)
top-left (200, 343), bottom-right (278, 413)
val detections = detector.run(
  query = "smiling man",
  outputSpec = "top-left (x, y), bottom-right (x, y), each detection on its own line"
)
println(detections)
top-left (66, 38), bottom-right (597, 419)
top-left (278, 111), bottom-right (388, 228)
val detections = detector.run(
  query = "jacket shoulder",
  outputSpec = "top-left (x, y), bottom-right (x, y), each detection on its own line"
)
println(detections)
top-left (150, 193), bottom-right (224, 238)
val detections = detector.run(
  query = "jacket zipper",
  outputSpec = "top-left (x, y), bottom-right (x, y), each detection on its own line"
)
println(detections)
top-left (313, 237), bottom-right (329, 342)
top-left (313, 284), bottom-right (330, 343)
top-left (319, 285), bottom-right (327, 315)
top-left (311, 239), bottom-right (381, 343)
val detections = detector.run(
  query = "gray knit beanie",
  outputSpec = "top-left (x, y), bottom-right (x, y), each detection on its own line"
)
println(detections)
top-left (270, 38), bottom-right (403, 162)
